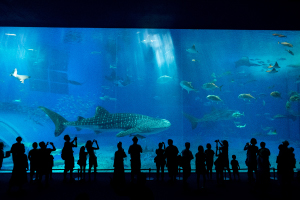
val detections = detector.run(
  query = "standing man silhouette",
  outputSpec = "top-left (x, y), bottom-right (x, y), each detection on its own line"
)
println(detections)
top-left (128, 136), bottom-right (142, 182)
top-left (165, 139), bottom-right (179, 183)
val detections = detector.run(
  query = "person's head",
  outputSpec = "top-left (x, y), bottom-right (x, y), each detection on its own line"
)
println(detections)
top-left (32, 142), bottom-right (38, 149)
top-left (158, 142), bottom-right (163, 149)
top-left (86, 140), bottom-right (92, 149)
top-left (0, 142), bottom-right (4, 150)
top-left (185, 142), bottom-right (190, 150)
top-left (232, 155), bottom-right (236, 160)
top-left (260, 142), bottom-right (266, 148)
top-left (39, 141), bottom-right (46, 149)
top-left (250, 138), bottom-right (257, 145)
top-left (64, 135), bottom-right (70, 142)
top-left (168, 139), bottom-right (173, 146)
top-left (222, 140), bottom-right (228, 147)
top-left (198, 145), bottom-right (204, 153)
top-left (117, 142), bottom-right (122, 150)
top-left (282, 140), bottom-right (289, 147)
top-left (278, 144), bottom-right (283, 151)
top-left (206, 143), bottom-right (211, 149)
top-left (16, 136), bottom-right (22, 143)
top-left (132, 136), bottom-right (138, 144)
top-left (80, 146), bottom-right (85, 154)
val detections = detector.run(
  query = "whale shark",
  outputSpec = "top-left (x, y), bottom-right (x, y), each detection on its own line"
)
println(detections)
top-left (39, 106), bottom-right (171, 137)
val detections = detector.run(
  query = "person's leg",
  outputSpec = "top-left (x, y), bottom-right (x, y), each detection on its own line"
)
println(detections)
top-left (94, 164), bottom-right (97, 180)
top-left (197, 174), bottom-right (200, 188)
top-left (161, 164), bottom-right (164, 180)
top-left (203, 173), bottom-right (206, 188)
top-left (156, 165), bottom-right (160, 180)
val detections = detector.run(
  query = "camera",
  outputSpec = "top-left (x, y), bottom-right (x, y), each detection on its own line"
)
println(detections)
top-left (74, 137), bottom-right (77, 140)
top-left (215, 140), bottom-right (219, 143)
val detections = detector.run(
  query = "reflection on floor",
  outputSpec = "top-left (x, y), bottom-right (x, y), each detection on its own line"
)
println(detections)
top-left (0, 172), bottom-right (299, 200)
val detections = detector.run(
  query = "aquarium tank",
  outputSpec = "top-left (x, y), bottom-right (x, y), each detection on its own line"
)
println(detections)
top-left (0, 27), bottom-right (299, 171)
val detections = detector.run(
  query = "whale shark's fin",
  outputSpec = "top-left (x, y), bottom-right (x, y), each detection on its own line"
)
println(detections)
top-left (94, 106), bottom-right (110, 117)
top-left (39, 106), bottom-right (68, 137)
top-left (116, 127), bottom-right (139, 137)
top-left (182, 112), bottom-right (200, 129)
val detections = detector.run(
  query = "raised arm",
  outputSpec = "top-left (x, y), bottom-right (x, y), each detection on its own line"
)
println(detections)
top-left (49, 142), bottom-right (56, 151)
top-left (93, 140), bottom-right (99, 150)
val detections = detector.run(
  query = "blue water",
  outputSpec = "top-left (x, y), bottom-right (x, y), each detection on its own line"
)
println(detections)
top-left (0, 28), bottom-right (300, 170)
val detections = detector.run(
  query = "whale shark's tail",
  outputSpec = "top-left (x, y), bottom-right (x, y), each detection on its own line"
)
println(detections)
top-left (182, 112), bottom-right (200, 129)
top-left (39, 106), bottom-right (68, 137)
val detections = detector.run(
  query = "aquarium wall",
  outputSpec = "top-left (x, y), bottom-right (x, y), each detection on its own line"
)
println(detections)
top-left (0, 28), bottom-right (299, 170)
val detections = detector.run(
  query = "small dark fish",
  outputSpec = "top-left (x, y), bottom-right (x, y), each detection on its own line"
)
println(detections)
top-left (68, 80), bottom-right (83, 85)
top-left (258, 61), bottom-right (265, 64)
top-left (278, 58), bottom-right (286, 61)
top-left (286, 49), bottom-right (294, 56)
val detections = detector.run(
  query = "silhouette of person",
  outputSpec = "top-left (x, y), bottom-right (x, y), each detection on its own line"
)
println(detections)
top-left (0, 142), bottom-right (10, 170)
top-left (164, 139), bottom-right (179, 183)
top-left (86, 139), bottom-right (99, 181)
top-left (62, 135), bottom-right (77, 182)
top-left (181, 142), bottom-right (194, 186)
top-left (113, 142), bottom-right (127, 186)
top-left (38, 141), bottom-right (56, 187)
top-left (244, 138), bottom-right (258, 182)
top-left (10, 137), bottom-right (25, 165)
top-left (215, 140), bottom-right (224, 185)
top-left (231, 155), bottom-right (240, 181)
top-left (8, 138), bottom-right (28, 192)
top-left (28, 142), bottom-right (39, 183)
top-left (155, 142), bottom-right (166, 181)
top-left (195, 145), bottom-right (206, 189)
top-left (218, 140), bottom-right (231, 180)
top-left (204, 143), bottom-right (214, 180)
top-left (77, 146), bottom-right (88, 181)
top-left (257, 142), bottom-right (270, 186)
top-left (289, 147), bottom-right (296, 184)
top-left (128, 136), bottom-right (142, 182)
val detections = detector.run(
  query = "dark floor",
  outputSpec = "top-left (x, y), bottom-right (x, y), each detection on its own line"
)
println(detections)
top-left (0, 172), bottom-right (299, 200)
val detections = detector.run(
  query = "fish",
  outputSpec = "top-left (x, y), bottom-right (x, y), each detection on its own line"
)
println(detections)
top-left (278, 42), bottom-right (293, 47)
top-left (263, 100), bottom-right (265, 106)
top-left (5, 33), bottom-right (16, 36)
top-left (192, 59), bottom-right (199, 62)
top-left (278, 58), bottom-right (286, 61)
top-left (235, 124), bottom-right (246, 128)
top-left (232, 112), bottom-right (244, 118)
top-left (272, 114), bottom-right (297, 121)
top-left (129, 134), bottom-right (146, 139)
top-left (202, 82), bottom-right (223, 91)
top-left (267, 85), bottom-right (275, 89)
top-left (9, 68), bottom-right (30, 84)
top-left (278, 34), bottom-right (287, 37)
top-left (289, 95), bottom-right (300, 102)
top-left (267, 130), bottom-right (277, 135)
top-left (258, 93), bottom-right (267, 98)
top-left (270, 91), bottom-right (282, 98)
top-left (186, 45), bottom-right (199, 54)
top-left (99, 95), bottom-right (117, 101)
top-left (180, 81), bottom-right (198, 93)
top-left (91, 51), bottom-right (102, 54)
top-left (206, 95), bottom-right (222, 102)
top-left (286, 49), bottom-right (294, 55)
top-left (238, 94), bottom-right (256, 101)
top-left (13, 99), bottom-right (21, 103)
top-left (261, 125), bottom-right (273, 131)
top-left (105, 70), bottom-right (131, 87)
top-left (240, 80), bottom-right (257, 86)
top-left (39, 106), bottom-right (171, 137)
top-left (235, 57), bottom-right (260, 68)
top-left (101, 86), bottom-right (110, 90)
top-left (287, 64), bottom-right (300, 68)
top-left (157, 75), bottom-right (173, 84)
top-left (67, 79), bottom-right (84, 85)
top-left (110, 65), bottom-right (117, 69)
top-left (268, 62), bottom-right (280, 69)
top-left (266, 68), bottom-right (278, 73)
top-left (286, 101), bottom-right (291, 110)
top-left (183, 108), bottom-right (238, 129)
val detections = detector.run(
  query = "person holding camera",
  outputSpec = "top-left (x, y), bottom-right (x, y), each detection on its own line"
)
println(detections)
top-left (155, 142), bottom-right (166, 181)
top-left (86, 139), bottom-right (99, 181)
top-left (38, 141), bottom-right (56, 187)
top-left (244, 138), bottom-right (258, 182)
top-left (62, 135), bottom-right (77, 182)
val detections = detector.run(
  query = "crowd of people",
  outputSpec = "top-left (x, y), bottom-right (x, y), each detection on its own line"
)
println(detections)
top-left (0, 135), bottom-right (297, 192)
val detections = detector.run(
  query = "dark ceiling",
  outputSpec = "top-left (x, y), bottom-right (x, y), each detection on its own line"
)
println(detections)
top-left (0, 0), bottom-right (299, 30)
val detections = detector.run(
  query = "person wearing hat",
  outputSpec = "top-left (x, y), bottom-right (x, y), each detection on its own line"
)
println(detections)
top-left (10, 137), bottom-right (25, 165)
top-left (128, 136), bottom-right (142, 182)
